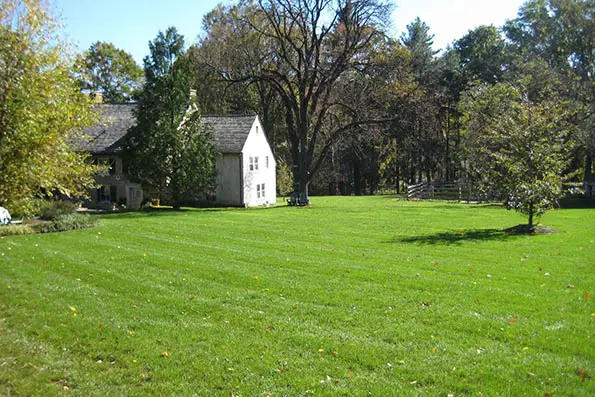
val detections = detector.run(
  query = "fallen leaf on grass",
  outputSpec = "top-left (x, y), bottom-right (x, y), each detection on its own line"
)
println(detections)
top-left (583, 291), bottom-right (591, 300)
top-left (576, 368), bottom-right (591, 382)
top-left (347, 371), bottom-right (353, 379)
top-left (508, 318), bottom-right (518, 324)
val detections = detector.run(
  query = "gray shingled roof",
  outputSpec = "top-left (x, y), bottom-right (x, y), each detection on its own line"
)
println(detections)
top-left (80, 104), bottom-right (136, 154)
top-left (80, 105), bottom-right (255, 155)
top-left (203, 115), bottom-right (256, 153)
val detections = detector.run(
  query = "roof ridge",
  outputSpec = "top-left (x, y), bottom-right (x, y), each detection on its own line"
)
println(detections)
top-left (93, 103), bottom-right (136, 106)
top-left (203, 114), bottom-right (256, 118)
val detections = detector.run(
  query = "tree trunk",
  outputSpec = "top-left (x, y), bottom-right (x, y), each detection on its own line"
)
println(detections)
top-left (528, 201), bottom-right (534, 228)
top-left (585, 153), bottom-right (593, 179)
top-left (292, 161), bottom-right (309, 204)
top-left (354, 160), bottom-right (361, 196)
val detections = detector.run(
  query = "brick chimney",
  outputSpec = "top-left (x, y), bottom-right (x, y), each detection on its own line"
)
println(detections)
top-left (92, 92), bottom-right (103, 104)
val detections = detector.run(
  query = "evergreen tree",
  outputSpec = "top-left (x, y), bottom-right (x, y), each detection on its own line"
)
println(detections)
top-left (124, 27), bottom-right (217, 208)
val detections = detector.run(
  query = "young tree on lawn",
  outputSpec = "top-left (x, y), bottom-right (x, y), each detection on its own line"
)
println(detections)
top-left (75, 41), bottom-right (143, 102)
top-left (464, 82), bottom-right (571, 227)
top-left (123, 27), bottom-right (216, 208)
top-left (0, 0), bottom-right (98, 216)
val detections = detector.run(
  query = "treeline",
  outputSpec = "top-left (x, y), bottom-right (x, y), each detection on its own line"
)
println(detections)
top-left (75, 1), bottom-right (593, 203)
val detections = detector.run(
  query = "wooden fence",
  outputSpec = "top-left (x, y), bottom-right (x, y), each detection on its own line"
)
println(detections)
top-left (407, 181), bottom-right (481, 202)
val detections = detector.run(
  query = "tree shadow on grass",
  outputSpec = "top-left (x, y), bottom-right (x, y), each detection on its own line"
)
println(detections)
top-left (93, 207), bottom-right (231, 220)
top-left (387, 228), bottom-right (525, 245)
top-left (92, 204), bottom-right (290, 220)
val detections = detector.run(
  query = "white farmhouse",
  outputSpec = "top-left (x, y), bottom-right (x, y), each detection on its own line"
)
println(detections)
top-left (80, 105), bottom-right (276, 208)
top-left (206, 115), bottom-right (276, 207)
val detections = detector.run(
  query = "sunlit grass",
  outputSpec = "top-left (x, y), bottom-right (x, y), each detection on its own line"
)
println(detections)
top-left (0, 197), bottom-right (593, 395)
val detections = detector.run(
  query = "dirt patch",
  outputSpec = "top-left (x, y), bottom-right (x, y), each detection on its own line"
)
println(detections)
top-left (504, 224), bottom-right (558, 235)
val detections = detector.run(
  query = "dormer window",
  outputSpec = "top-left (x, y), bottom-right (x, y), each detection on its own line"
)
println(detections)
top-left (96, 157), bottom-right (116, 176)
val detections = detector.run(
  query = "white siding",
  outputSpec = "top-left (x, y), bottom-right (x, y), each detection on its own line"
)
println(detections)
top-left (241, 117), bottom-right (277, 206)
top-left (216, 154), bottom-right (242, 206)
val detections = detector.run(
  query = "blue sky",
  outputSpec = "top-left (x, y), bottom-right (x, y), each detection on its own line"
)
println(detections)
top-left (55, 0), bottom-right (526, 64)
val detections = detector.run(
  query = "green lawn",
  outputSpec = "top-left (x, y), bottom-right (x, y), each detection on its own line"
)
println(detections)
top-left (0, 197), bottom-right (593, 396)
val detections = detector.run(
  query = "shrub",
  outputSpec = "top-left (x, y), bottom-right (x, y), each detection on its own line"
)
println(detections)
top-left (0, 225), bottom-right (36, 237)
top-left (39, 201), bottom-right (77, 220)
top-left (33, 213), bottom-right (97, 233)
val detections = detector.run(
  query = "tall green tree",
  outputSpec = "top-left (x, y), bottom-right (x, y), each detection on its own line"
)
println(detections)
top-left (124, 27), bottom-right (216, 208)
top-left (453, 25), bottom-right (506, 85)
top-left (394, 18), bottom-right (443, 184)
top-left (401, 17), bottom-right (439, 85)
top-left (75, 41), bottom-right (143, 102)
top-left (0, 0), bottom-right (98, 216)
